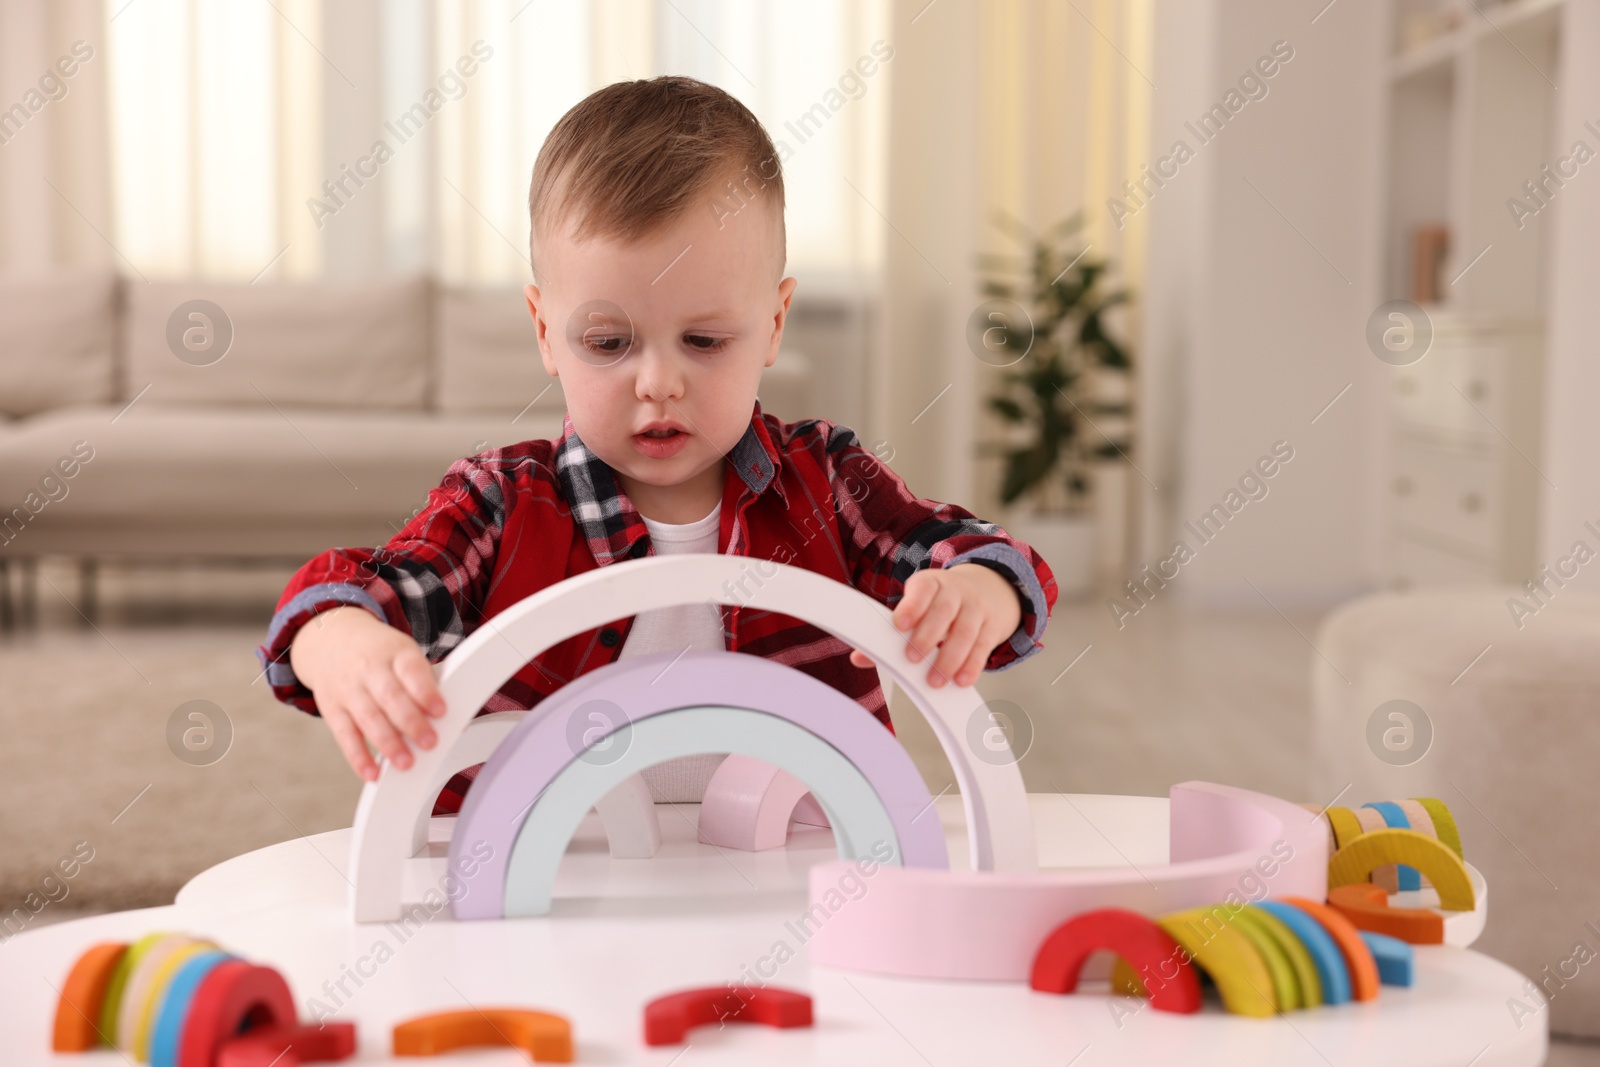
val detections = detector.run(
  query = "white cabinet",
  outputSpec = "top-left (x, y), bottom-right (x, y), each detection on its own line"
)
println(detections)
top-left (1377, 0), bottom-right (1562, 591)
top-left (1383, 316), bottom-right (1543, 590)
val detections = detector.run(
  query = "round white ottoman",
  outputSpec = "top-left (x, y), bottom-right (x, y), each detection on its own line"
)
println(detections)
top-left (1311, 586), bottom-right (1600, 1038)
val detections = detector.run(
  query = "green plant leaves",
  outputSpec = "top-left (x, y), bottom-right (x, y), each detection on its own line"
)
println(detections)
top-left (975, 212), bottom-right (1135, 510)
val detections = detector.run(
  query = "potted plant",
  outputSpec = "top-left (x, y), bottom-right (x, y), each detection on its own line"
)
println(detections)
top-left (974, 211), bottom-right (1134, 597)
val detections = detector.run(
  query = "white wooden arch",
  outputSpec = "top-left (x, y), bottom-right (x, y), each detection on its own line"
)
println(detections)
top-left (348, 555), bottom-right (1038, 922)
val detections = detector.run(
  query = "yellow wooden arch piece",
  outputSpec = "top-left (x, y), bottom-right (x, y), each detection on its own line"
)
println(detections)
top-left (1244, 905), bottom-right (1323, 1008)
top-left (1111, 958), bottom-right (1146, 997)
top-left (1328, 828), bottom-right (1475, 910)
top-left (1229, 906), bottom-right (1301, 1011)
top-left (1325, 807), bottom-right (1366, 851)
top-left (1157, 907), bottom-right (1279, 1017)
top-left (1414, 797), bottom-right (1464, 860)
top-left (98, 932), bottom-right (169, 1047)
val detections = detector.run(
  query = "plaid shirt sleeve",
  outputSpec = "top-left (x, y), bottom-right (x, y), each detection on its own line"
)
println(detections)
top-left (254, 453), bottom-right (518, 715)
top-left (819, 421), bottom-right (1058, 671)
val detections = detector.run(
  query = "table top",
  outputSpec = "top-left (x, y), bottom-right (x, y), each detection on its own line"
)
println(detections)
top-left (0, 793), bottom-right (1548, 1066)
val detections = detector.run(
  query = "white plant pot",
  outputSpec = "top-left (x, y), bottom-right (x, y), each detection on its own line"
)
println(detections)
top-left (1003, 511), bottom-right (1096, 599)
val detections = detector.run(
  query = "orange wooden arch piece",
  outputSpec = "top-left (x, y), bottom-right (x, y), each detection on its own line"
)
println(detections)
top-left (393, 1009), bottom-right (572, 1062)
top-left (644, 986), bottom-right (813, 1046)
top-left (1030, 907), bottom-right (1202, 1014)
top-left (52, 942), bottom-right (127, 1051)
top-left (1280, 896), bottom-right (1380, 1002)
top-left (1327, 883), bottom-right (1445, 944)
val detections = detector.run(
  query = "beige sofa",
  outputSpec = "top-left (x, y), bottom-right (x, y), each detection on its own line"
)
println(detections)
top-left (0, 271), bottom-right (806, 619)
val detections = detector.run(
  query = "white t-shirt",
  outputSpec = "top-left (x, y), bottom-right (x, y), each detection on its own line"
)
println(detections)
top-left (619, 500), bottom-right (728, 802)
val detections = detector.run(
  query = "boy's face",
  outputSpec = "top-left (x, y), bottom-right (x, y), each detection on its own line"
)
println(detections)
top-left (525, 180), bottom-right (797, 518)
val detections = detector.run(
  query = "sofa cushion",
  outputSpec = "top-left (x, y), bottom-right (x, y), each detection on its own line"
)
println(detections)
top-left (0, 269), bottom-right (118, 417)
top-left (0, 403), bottom-right (562, 529)
top-left (435, 285), bottom-right (563, 414)
top-left (124, 277), bottom-right (431, 410)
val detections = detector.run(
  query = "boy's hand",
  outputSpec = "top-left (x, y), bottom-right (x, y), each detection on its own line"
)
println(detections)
top-left (288, 606), bottom-right (449, 782)
top-left (849, 564), bottom-right (1023, 688)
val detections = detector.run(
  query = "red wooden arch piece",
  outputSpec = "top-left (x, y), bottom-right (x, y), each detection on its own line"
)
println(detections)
top-left (392, 1009), bottom-right (572, 1062)
top-left (217, 1022), bottom-right (357, 1067)
top-left (177, 961), bottom-right (297, 1067)
top-left (643, 986), bottom-right (813, 1046)
top-left (1029, 908), bottom-right (1203, 1014)
top-left (1328, 883), bottom-right (1445, 944)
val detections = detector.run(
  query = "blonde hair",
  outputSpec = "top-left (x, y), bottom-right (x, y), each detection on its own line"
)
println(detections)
top-left (528, 76), bottom-right (786, 277)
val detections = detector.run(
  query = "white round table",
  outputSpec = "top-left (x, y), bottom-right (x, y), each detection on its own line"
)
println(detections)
top-left (0, 794), bottom-right (1547, 1065)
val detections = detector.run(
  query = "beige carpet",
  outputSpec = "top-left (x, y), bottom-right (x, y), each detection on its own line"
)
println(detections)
top-left (0, 560), bottom-right (360, 915)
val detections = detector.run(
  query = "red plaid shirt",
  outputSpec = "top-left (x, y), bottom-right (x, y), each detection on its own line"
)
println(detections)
top-left (256, 401), bottom-right (1057, 811)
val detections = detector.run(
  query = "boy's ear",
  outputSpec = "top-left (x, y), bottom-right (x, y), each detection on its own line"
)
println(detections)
top-left (525, 283), bottom-right (558, 377)
top-left (767, 275), bottom-right (799, 369)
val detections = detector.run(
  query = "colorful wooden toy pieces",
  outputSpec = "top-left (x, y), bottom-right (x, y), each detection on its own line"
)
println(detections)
top-left (1327, 883), bottom-right (1445, 943)
top-left (1317, 796), bottom-right (1465, 896)
top-left (1363, 802), bottom-right (1423, 891)
top-left (448, 651), bottom-right (950, 920)
top-left (53, 935), bottom-right (352, 1067)
top-left (393, 1009), bottom-right (573, 1062)
top-left (1029, 907), bottom-right (1203, 1013)
top-left (643, 986), bottom-right (813, 1046)
top-left (1359, 930), bottom-right (1416, 987)
top-left (1281, 896), bottom-right (1381, 1002)
top-left (1030, 900), bottom-right (1408, 1019)
top-left (1327, 828), bottom-right (1476, 910)
top-left (1255, 900), bottom-right (1353, 1005)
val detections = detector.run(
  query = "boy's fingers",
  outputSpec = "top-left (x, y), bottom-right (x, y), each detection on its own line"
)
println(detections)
top-left (323, 705), bottom-right (378, 782)
top-left (394, 650), bottom-right (448, 718)
top-left (906, 585), bottom-right (959, 665)
top-left (932, 609), bottom-right (984, 687)
top-left (369, 669), bottom-right (437, 750)
top-left (347, 685), bottom-right (413, 771)
top-left (850, 649), bottom-right (874, 668)
top-left (892, 570), bottom-right (939, 631)
top-left (952, 620), bottom-right (996, 687)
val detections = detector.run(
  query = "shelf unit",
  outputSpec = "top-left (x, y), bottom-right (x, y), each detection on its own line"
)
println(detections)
top-left (1378, 0), bottom-right (1563, 590)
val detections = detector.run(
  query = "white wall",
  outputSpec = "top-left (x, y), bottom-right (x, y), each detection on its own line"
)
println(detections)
top-left (1140, 0), bottom-right (1388, 609)
top-left (1537, 1), bottom-right (1600, 584)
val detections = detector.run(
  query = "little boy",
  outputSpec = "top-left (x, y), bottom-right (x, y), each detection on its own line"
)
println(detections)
top-left (256, 76), bottom-right (1057, 807)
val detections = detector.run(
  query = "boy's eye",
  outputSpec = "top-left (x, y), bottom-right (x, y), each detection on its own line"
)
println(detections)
top-left (584, 335), bottom-right (630, 354)
top-left (685, 334), bottom-right (731, 352)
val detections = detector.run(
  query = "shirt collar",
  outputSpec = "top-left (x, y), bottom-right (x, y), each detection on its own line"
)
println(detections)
top-left (555, 400), bottom-right (786, 565)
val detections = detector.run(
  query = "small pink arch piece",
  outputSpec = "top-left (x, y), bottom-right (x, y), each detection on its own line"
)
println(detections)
top-left (1030, 907), bottom-right (1202, 1014)
top-left (698, 755), bottom-right (828, 851)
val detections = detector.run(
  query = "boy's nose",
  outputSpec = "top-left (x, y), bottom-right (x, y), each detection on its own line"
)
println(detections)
top-left (633, 344), bottom-right (685, 402)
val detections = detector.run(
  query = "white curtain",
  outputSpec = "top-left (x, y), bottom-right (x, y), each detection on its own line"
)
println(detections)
top-left (0, 0), bottom-right (114, 275)
top-left (0, 0), bottom-right (890, 284)
top-left (877, 0), bottom-right (1151, 535)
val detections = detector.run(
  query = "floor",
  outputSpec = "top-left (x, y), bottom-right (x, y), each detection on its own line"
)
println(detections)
top-left (2, 558), bottom-right (1595, 1061)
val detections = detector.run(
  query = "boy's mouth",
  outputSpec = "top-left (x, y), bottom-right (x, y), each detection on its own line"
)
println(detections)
top-left (632, 421), bottom-right (692, 458)
top-left (635, 420), bottom-right (689, 439)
